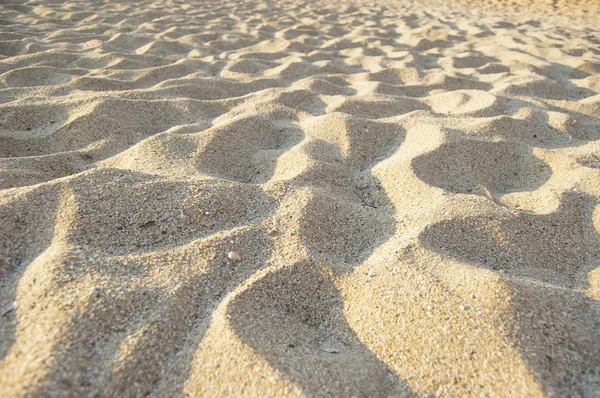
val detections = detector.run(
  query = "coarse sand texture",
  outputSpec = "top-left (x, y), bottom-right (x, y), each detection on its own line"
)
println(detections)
top-left (0, 0), bottom-right (600, 396)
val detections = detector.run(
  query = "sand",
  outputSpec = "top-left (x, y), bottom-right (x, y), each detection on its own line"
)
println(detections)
top-left (0, 0), bottom-right (599, 396)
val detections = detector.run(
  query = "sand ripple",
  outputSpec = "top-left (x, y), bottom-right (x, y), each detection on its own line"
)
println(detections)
top-left (1, 0), bottom-right (599, 396)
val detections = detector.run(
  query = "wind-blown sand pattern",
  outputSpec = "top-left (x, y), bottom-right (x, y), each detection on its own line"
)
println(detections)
top-left (1, 0), bottom-right (599, 396)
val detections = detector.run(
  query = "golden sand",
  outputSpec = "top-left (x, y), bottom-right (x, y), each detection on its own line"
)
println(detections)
top-left (0, 0), bottom-right (599, 396)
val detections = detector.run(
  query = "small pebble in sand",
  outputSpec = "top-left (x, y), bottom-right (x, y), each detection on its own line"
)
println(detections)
top-left (320, 337), bottom-right (343, 354)
top-left (268, 229), bottom-right (278, 237)
top-left (1, 303), bottom-right (15, 317)
top-left (228, 251), bottom-right (241, 262)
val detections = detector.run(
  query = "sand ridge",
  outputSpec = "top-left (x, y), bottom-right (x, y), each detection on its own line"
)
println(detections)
top-left (0, 0), bottom-right (599, 396)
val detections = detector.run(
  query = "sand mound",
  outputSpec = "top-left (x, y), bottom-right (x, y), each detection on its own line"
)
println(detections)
top-left (1, 0), bottom-right (599, 396)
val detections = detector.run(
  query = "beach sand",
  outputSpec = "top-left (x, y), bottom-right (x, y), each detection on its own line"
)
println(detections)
top-left (0, 0), bottom-right (599, 396)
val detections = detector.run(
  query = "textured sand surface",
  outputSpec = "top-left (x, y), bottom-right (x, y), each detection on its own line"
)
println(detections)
top-left (1, 0), bottom-right (600, 396)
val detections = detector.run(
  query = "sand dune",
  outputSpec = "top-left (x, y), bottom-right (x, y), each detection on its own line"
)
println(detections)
top-left (1, 0), bottom-right (599, 396)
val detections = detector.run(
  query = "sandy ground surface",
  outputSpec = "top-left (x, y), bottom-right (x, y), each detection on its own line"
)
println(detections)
top-left (0, 0), bottom-right (599, 396)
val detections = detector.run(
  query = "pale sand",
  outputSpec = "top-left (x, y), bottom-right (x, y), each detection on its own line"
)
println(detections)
top-left (0, 0), bottom-right (599, 396)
